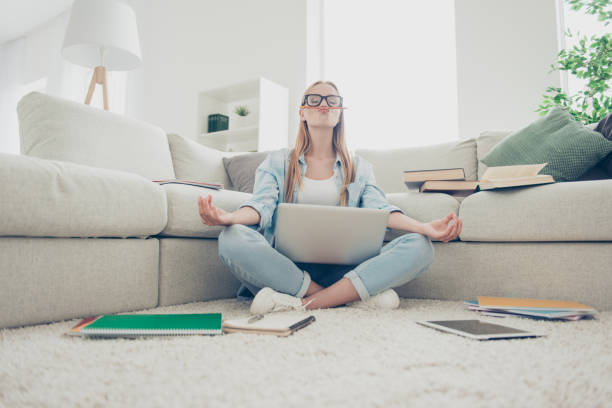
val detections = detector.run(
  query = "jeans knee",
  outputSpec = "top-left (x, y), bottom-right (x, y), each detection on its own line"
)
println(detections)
top-left (218, 224), bottom-right (250, 259)
top-left (419, 234), bottom-right (435, 267)
top-left (399, 233), bottom-right (434, 267)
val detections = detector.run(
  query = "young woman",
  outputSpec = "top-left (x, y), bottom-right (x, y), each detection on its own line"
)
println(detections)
top-left (198, 81), bottom-right (462, 314)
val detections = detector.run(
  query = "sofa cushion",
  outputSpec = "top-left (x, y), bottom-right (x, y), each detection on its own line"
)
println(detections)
top-left (0, 153), bottom-right (167, 238)
top-left (222, 151), bottom-right (270, 193)
top-left (481, 108), bottom-right (612, 182)
top-left (458, 179), bottom-right (612, 241)
top-left (17, 92), bottom-right (175, 181)
top-left (159, 184), bottom-right (252, 237)
top-left (166, 133), bottom-right (237, 189)
top-left (356, 138), bottom-right (478, 194)
top-left (385, 192), bottom-right (460, 241)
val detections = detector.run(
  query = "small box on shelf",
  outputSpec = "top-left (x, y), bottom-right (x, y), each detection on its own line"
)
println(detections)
top-left (207, 114), bottom-right (229, 133)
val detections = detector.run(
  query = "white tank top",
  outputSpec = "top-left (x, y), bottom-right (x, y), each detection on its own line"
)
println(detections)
top-left (297, 174), bottom-right (340, 206)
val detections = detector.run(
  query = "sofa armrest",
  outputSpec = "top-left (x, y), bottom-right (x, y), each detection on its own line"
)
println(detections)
top-left (0, 153), bottom-right (167, 238)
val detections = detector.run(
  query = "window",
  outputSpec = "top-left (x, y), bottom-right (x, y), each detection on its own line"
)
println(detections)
top-left (319, 0), bottom-right (458, 149)
top-left (559, 0), bottom-right (610, 97)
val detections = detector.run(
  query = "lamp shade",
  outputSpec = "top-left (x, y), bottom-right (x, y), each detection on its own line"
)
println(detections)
top-left (62, 0), bottom-right (142, 70)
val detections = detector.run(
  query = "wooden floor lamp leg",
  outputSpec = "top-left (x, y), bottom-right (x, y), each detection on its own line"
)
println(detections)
top-left (100, 67), bottom-right (109, 111)
top-left (85, 69), bottom-right (97, 105)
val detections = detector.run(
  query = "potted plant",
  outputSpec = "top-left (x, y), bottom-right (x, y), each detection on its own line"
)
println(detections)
top-left (232, 105), bottom-right (251, 129)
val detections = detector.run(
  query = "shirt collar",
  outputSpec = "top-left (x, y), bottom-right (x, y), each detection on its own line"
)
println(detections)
top-left (298, 151), bottom-right (342, 167)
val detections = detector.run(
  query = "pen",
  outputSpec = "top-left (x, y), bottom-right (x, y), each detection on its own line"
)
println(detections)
top-left (247, 314), bottom-right (264, 324)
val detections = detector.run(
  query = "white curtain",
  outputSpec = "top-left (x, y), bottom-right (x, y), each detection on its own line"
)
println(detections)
top-left (321, 0), bottom-right (459, 150)
top-left (0, 10), bottom-right (126, 155)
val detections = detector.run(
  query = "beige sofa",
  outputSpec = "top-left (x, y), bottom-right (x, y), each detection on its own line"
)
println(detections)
top-left (1, 92), bottom-right (611, 329)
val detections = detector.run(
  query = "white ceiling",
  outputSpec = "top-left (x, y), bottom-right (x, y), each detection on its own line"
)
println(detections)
top-left (0, 0), bottom-right (73, 44)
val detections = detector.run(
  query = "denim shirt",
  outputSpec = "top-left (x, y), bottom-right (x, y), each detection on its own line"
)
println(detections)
top-left (239, 148), bottom-right (405, 247)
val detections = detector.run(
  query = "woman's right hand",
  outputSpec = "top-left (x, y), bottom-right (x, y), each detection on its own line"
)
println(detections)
top-left (198, 195), bottom-right (234, 226)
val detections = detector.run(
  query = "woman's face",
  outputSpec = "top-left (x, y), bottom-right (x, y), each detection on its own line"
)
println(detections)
top-left (299, 83), bottom-right (342, 129)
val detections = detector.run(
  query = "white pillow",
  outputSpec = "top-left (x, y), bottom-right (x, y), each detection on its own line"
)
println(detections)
top-left (17, 92), bottom-right (175, 181)
top-left (167, 133), bottom-right (247, 189)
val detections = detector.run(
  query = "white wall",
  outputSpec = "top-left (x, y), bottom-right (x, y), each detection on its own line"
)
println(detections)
top-left (123, 0), bottom-right (307, 144)
top-left (454, 0), bottom-right (561, 139)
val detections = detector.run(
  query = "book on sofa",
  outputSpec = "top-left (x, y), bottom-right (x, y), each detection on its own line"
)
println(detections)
top-left (153, 179), bottom-right (224, 190)
top-left (403, 168), bottom-right (466, 190)
top-left (407, 164), bottom-right (554, 194)
top-left (67, 313), bottom-right (223, 337)
top-left (419, 180), bottom-right (479, 194)
top-left (476, 163), bottom-right (554, 191)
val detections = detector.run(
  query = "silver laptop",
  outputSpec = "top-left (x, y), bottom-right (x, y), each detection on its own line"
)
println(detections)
top-left (274, 203), bottom-right (390, 265)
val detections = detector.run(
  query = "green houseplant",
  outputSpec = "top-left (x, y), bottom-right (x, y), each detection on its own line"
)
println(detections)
top-left (537, 0), bottom-right (612, 124)
top-left (234, 105), bottom-right (250, 116)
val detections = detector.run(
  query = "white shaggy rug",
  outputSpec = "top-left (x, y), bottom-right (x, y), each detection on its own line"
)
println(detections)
top-left (1, 299), bottom-right (611, 408)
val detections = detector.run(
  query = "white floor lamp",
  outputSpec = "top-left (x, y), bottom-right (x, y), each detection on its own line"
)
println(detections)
top-left (61, 0), bottom-right (142, 111)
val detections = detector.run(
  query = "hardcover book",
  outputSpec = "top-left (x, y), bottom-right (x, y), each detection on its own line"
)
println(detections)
top-left (419, 180), bottom-right (479, 193)
top-left (403, 168), bottom-right (465, 190)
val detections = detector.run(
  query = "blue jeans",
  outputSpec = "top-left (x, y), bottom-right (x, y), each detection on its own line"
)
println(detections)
top-left (217, 224), bottom-right (434, 301)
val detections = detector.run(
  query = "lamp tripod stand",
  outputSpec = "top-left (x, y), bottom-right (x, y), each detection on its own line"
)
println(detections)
top-left (84, 47), bottom-right (109, 110)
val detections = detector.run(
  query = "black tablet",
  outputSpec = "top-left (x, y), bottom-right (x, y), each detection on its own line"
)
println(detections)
top-left (416, 319), bottom-right (545, 340)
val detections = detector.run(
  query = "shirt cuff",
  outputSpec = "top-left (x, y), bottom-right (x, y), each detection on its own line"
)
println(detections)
top-left (239, 201), bottom-right (268, 231)
top-left (387, 205), bottom-right (405, 215)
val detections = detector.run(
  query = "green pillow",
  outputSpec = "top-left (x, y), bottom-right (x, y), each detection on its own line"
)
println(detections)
top-left (480, 107), bottom-right (612, 182)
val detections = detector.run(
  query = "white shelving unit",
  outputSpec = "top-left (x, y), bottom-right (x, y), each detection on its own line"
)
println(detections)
top-left (196, 77), bottom-right (289, 152)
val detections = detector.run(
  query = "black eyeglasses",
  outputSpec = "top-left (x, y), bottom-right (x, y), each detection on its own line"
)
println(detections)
top-left (302, 94), bottom-right (343, 107)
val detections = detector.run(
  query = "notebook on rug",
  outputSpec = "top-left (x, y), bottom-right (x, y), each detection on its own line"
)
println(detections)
top-left (67, 313), bottom-right (223, 337)
top-left (464, 300), bottom-right (595, 320)
top-left (476, 296), bottom-right (595, 312)
top-left (222, 314), bottom-right (315, 337)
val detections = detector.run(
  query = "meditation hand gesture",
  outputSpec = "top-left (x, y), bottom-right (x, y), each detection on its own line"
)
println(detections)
top-left (198, 195), bottom-right (233, 226)
top-left (420, 213), bottom-right (462, 243)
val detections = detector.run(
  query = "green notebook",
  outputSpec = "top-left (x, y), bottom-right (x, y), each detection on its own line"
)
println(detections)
top-left (72, 313), bottom-right (222, 337)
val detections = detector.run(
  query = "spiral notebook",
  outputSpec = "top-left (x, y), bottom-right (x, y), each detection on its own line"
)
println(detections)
top-left (222, 314), bottom-right (315, 337)
top-left (68, 313), bottom-right (222, 338)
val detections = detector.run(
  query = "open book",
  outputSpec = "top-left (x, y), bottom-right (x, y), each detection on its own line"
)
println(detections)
top-left (476, 163), bottom-right (554, 191)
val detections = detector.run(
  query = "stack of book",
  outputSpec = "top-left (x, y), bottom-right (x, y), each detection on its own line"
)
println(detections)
top-left (403, 163), bottom-right (554, 195)
top-left (465, 296), bottom-right (597, 321)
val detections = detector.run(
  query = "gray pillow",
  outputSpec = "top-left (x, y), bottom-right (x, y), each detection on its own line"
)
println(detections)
top-left (222, 151), bottom-right (270, 193)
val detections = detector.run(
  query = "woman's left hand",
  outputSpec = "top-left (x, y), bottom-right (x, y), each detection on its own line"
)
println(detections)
top-left (420, 212), bottom-right (462, 242)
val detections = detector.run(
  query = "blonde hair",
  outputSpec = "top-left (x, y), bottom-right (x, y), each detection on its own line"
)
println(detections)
top-left (284, 81), bottom-right (355, 206)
